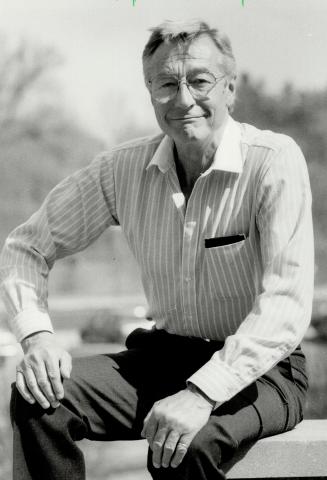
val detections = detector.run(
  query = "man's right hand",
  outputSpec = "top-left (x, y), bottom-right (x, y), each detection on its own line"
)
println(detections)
top-left (16, 331), bottom-right (72, 409)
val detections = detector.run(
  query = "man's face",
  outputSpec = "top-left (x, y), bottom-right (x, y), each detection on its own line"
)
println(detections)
top-left (145, 34), bottom-right (235, 148)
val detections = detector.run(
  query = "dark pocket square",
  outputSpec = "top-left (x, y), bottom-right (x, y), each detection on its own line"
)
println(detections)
top-left (205, 234), bottom-right (246, 248)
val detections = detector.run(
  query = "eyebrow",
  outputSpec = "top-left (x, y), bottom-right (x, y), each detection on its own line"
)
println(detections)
top-left (154, 68), bottom-right (216, 79)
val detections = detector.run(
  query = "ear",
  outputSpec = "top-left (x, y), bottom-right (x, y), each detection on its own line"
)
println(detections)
top-left (225, 76), bottom-right (236, 110)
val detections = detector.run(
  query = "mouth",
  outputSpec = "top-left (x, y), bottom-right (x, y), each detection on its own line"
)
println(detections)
top-left (169, 115), bottom-right (205, 121)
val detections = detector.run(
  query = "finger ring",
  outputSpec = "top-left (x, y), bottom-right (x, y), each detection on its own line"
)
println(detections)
top-left (177, 442), bottom-right (187, 449)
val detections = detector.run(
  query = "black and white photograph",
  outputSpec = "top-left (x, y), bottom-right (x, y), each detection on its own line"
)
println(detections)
top-left (0, 1), bottom-right (327, 479)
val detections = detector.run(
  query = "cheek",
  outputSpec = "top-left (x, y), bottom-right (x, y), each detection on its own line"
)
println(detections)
top-left (205, 106), bottom-right (219, 127)
top-left (209, 98), bottom-right (227, 124)
top-left (152, 99), bottom-right (163, 119)
top-left (153, 104), bottom-right (169, 128)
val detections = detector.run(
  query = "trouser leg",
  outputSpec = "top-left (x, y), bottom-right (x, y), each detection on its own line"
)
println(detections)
top-left (11, 328), bottom-right (307, 480)
top-left (146, 342), bottom-right (307, 480)
top-left (11, 347), bottom-right (160, 480)
top-left (11, 382), bottom-right (88, 480)
top-left (11, 328), bottom-right (213, 480)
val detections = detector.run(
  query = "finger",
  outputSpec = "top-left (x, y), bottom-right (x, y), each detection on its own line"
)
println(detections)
top-left (59, 351), bottom-right (72, 379)
top-left (16, 371), bottom-right (35, 404)
top-left (152, 425), bottom-right (169, 468)
top-left (171, 434), bottom-right (192, 468)
top-left (23, 366), bottom-right (51, 409)
top-left (142, 410), bottom-right (159, 452)
top-left (34, 362), bottom-right (60, 408)
top-left (141, 407), bottom-right (154, 438)
top-left (143, 423), bottom-right (158, 450)
top-left (161, 430), bottom-right (180, 468)
top-left (45, 356), bottom-right (64, 401)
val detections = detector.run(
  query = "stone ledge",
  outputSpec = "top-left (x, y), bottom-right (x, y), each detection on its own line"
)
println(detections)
top-left (93, 420), bottom-right (327, 479)
top-left (223, 420), bottom-right (327, 478)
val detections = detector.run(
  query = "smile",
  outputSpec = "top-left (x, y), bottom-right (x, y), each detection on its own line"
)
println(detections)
top-left (170, 115), bottom-right (204, 121)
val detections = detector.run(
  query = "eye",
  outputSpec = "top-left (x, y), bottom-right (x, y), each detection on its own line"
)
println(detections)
top-left (188, 74), bottom-right (214, 89)
top-left (161, 81), bottom-right (176, 88)
top-left (155, 77), bottom-right (178, 90)
top-left (192, 77), bottom-right (211, 85)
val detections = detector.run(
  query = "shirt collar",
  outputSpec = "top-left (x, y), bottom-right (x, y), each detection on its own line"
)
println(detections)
top-left (146, 116), bottom-right (244, 175)
top-left (146, 135), bottom-right (175, 173)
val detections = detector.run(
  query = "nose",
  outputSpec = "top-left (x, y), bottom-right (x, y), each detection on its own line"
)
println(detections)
top-left (174, 81), bottom-right (195, 108)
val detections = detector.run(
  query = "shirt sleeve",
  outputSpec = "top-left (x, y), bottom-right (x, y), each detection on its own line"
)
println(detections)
top-left (187, 139), bottom-right (314, 405)
top-left (0, 152), bottom-right (118, 342)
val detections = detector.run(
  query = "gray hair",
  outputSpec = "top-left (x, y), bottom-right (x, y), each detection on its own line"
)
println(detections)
top-left (142, 19), bottom-right (237, 81)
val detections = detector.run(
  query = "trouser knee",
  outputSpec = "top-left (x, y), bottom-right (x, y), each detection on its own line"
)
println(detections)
top-left (10, 375), bottom-right (85, 438)
top-left (147, 423), bottom-right (237, 480)
top-left (10, 383), bottom-right (35, 426)
top-left (10, 383), bottom-right (55, 432)
top-left (184, 422), bottom-right (237, 467)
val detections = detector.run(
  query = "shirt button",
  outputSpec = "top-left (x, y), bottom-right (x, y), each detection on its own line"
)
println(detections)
top-left (185, 276), bottom-right (191, 282)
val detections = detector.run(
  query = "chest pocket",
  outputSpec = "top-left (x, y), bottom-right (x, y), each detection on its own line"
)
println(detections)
top-left (205, 238), bottom-right (256, 299)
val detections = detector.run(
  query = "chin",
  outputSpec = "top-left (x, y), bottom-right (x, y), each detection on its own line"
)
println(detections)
top-left (174, 125), bottom-right (209, 143)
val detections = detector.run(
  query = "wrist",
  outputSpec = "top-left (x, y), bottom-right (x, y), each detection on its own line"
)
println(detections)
top-left (21, 331), bottom-right (53, 353)
top-left (187, 382), bottom-right (216, 410)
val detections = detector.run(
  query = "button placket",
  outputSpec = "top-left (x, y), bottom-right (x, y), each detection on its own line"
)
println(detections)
top-left (181, 180), bottom-right (203, 332)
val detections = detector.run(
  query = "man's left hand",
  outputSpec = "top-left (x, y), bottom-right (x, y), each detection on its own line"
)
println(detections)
top-left (141, 387), bottom-right (213, 469)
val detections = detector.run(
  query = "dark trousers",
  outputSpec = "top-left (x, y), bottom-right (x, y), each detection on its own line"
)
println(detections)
top-left (11, 328), bottom-right (308, 480)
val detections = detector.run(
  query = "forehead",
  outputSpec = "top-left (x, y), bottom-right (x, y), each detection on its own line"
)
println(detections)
top-left (145, 34), bottom-right (224, 78)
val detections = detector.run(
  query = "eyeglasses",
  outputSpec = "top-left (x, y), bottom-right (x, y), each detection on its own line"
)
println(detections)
top-left (148, 71), bottom-right (226, 104)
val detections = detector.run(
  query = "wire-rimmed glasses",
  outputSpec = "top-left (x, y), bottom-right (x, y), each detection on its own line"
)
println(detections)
top-left (148, 71), bottom-right (226, 104)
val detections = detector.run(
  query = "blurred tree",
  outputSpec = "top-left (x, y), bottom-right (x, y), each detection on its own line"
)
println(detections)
top-left (101, 91), bottom-right (159, 145)
top-left (234, 73), bottom-right (327, 166)
top-left (0, 35), bottom-right (104, 231)
top-left (0, 34), bottom-right (106, 295)
top-left (234, 73), bottom-right (275, 128)
top-left (0, 36), bottom-right (61, 132)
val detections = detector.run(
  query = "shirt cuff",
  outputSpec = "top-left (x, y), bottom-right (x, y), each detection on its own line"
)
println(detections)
top-left (187, 355), bottom-right (250, 406)
top-left (186, 381), bottom-right (216, 409)
top-left (11, 308), bottom-right (54, 343)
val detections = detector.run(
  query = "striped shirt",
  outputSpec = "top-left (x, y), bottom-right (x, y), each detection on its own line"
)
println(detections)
top-left (0, 116), bottom-right (314, 405)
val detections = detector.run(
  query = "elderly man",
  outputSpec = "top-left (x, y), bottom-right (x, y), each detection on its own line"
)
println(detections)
top-left (1, 19), bottom-right (313, 480)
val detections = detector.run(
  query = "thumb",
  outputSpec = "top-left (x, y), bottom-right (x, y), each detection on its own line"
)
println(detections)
top-left (60, 351), bottom-right (72, 379)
